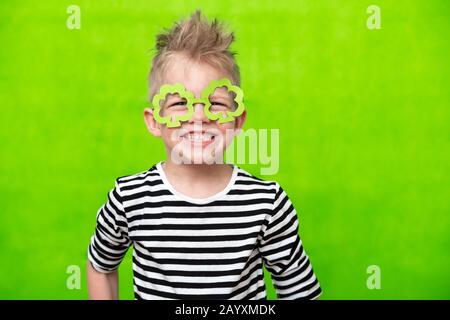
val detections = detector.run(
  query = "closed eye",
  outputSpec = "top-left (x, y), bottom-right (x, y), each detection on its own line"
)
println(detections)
top-left (169, 101), bottom-right (187, 107)
top-left (211, 102), bottom-right (229, 107)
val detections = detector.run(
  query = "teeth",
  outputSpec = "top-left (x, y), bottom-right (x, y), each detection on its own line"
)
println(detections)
top-left (183, 133), bottom-right (214, 142)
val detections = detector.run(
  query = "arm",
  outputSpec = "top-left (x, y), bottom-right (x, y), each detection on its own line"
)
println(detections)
top-left (87, 260), bottom-right (119, 300)
top-left (86, 180), bottom-right (131, 300)
top-left (259, 184), bottom-right (322, 300)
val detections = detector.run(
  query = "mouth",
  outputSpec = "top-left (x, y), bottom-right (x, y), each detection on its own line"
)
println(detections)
top-left (180, 131), bottom-right (216, 146)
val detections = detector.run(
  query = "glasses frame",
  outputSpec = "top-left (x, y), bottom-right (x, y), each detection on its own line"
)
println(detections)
top-left (151, 78), bottom-right (245, 128)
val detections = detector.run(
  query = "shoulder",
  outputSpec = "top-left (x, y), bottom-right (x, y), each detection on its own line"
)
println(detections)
top-left (234, 165), bottom-right (280, 193)
top-left (114, 163), bottom-right (161, 193)
top-left (233, 166), bottom-right (294, 203)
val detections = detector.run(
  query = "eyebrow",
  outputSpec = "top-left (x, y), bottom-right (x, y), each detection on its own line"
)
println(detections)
top-left (165, 94), bottom-right (186, 102)
top-left (209, 93), bottom-right (232, 100)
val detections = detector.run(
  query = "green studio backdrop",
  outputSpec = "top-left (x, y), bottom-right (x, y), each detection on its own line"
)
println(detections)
top-left (0, 0), bottom-right (449, 299)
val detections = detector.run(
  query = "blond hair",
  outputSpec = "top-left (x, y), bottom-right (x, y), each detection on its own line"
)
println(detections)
top-left (148, 10), bottom-right (240, 100)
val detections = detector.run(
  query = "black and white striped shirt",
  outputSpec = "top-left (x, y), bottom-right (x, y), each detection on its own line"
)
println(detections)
top-left (87, 161), bottom-right (322, 300)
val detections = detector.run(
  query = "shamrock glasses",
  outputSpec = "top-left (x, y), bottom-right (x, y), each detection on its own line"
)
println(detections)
top-left (151, 78), bottom-right (245, 128)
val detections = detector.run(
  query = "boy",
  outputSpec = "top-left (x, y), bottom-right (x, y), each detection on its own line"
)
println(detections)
top-left (87, 11), bottom-right (322, 300)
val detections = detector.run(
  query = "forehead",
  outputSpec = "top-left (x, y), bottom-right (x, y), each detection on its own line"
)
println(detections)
top-left (161, 55), bottom-right (230, 96)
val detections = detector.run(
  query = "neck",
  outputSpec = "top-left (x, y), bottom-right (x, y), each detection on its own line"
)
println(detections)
top-left (162, 159), bottom-right (232, 181)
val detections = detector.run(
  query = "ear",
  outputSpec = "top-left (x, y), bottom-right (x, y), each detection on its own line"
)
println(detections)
top-left (144, 108), bottom-right (162, 137)
top-left (234, 110), bottom-right (247, 132)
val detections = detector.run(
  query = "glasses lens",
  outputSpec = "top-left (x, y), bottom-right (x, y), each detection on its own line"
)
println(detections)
top-left (208, 86), bottom-right (236, 118)
top-left (160, 93), bottom-right (189, 121)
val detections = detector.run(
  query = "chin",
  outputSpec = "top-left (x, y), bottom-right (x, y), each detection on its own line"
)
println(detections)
top-left (171, 146), bottom-right (225, 165)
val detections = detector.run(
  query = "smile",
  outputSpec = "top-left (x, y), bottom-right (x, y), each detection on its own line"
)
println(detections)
top-left (181, 131), bottom-right (216, 145)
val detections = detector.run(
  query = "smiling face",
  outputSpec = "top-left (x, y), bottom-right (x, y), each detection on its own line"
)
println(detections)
top-left (144, 54), bottom-right (246, 165)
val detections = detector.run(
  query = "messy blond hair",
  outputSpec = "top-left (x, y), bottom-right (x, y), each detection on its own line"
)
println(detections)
top-left (148, 10), bottom-right (240, 100)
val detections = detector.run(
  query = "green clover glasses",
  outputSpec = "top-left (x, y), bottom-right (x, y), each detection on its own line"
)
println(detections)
top-left (151, 78), bottom-right (245, 128)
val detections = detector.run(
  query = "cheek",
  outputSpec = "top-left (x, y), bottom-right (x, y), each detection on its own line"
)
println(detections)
top-left (216, 122), bottom-right (236, 135)
top-left (160, 128), bottom-right (179, 146)
top-left (215, 122), bottom-right (238, 147)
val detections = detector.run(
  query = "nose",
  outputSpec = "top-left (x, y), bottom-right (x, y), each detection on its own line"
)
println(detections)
top-left (189, 102), bottom-right (210, 123)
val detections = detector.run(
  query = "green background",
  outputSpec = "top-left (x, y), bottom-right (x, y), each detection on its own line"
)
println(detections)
top-left (1, 0), bottom-right (449, 299)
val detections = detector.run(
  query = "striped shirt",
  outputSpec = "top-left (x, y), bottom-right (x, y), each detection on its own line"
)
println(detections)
top-left (87, 161), bottom-right (322, 300)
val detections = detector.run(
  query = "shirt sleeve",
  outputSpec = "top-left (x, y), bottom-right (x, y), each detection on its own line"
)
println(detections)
top-left (259, 183), bottom-right (322, 299)
top-left (87, 180), bottom-right (131, 273)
